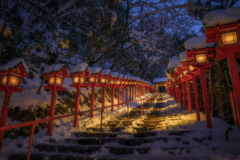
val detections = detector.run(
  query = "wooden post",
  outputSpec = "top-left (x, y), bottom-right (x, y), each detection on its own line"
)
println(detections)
top-left (73, 86), bottom-right (80, 127)
top-left (185, 79), bottom-right (192, 113)
top-left (0, 91), bottom-right (12, 152)
top-left (192, 75), bottom-right (200, 121)
top-left (102, 86), bottom-right (106, 112)
top-left (227, 54), bottom-right (240, 124)
top-left (47, 89), bottom-right (57, 136)
top-left (90, 85), bottom-right (95, 118)
top-left (111, 87), bottom-right (114, 111)
top-left (200, 69), bottom-right (212, 128)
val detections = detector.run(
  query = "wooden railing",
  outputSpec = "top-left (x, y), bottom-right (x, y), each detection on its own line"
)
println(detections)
top-left (0, 93), bottom-right (157, 160)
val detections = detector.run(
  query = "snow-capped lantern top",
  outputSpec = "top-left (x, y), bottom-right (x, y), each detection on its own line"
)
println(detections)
top-left (69, 62), bottom-right (89, 74)
top-left (43, 64), bottom-right (69, 91)
top-left (202, 7), bottom-right (240, 28)
top-left (184, 35), bottom-right (215, 51)
top-left (0, 58), bottom-right (29, 92)
top-left (70, 63), bottom-right (90, 87)
top-left (203, 7), bottom-right (240, 60)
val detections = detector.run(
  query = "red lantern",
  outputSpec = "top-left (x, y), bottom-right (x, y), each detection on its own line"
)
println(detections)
top-left (70, 63), bottom-right (90, 127)
top-left (0, 58), bottom-right (29, 152)
top-left (43, 64), bottom-right (69, 136)
top-left (205, 13), bottom-right (240, 126)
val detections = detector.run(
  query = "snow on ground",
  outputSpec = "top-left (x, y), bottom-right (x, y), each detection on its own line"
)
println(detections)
top-left (1, 93), bottom-right (240, 160)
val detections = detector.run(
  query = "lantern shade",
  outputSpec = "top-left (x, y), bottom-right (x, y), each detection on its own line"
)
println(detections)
top-left (100, 78), bottom-right (106, 83)
top-left (49, 77), bottom-right (55, 85)
top-left (56, 77), bottom-right (63, 85)
top-left (117, 80), bottom-right (121, 85)
top-left (188, 64), bottom-right (194, 72)
top-left (89, 77), bottom-right (96, 83)
top-left (195, 53), bottom-right (207, 63)
top-left (221, 31), bottom-right (237, 45)
top-left (1, 76), bottom-right (7, 85)
top-left (9, 76), bottom-right (19, 86)
top-left (73, 76), bottom-right (85, 84)
top-left (109, 79), bottom-right (115, 84)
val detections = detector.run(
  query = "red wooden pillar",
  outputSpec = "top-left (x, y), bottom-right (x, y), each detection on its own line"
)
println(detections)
top-left (111, 87), bottom-right (114, 111)
top-left (181, 82), bottom-right (186, 109)
top-left (0, 91), bottom-right (12, 152)
top-left (90, 85), bottom-right (95, 118)
top-left (192, 75), bottom-right (200, 120)
top-left (200, 69), bottom-right (212, 128)
top-left (227, 54), bottom-right (240, 123)
top-left (73, 86), bottom-right (80, 127)
top-left (47, 89), bottom-right (57, 136)
top-left (122, 87), bottom-right (125, 107)
top-left (102, 86), bottom-right (106, 112)
top-left (185, 79), bottom-right (192, 113)
top-left (118, 87), bottom-right (120, 108)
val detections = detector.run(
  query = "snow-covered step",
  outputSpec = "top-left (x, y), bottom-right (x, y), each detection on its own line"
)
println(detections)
top-left (87, 127), bottom-right (125, 132)
top-left (34, 143), bottom-right (100, 154)
top-left (94, 154), bottom-right (210, 160)
top-left (9, 152), bottom-right (93, 160)
top-left (73, 132), bottom-right (120, 138)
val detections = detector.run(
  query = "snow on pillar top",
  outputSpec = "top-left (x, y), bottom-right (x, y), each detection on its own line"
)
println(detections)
top-left (184, 35), bottom-right (215, 50)
top-left (202, 7), bottom-right (240, 28)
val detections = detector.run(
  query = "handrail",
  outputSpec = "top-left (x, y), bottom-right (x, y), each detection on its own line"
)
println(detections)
top-left (0, 93), bottom-right (157, 160)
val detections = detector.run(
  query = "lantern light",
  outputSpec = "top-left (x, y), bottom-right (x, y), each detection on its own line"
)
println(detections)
top-left (56, 77), bottom-right (63, 85)
top-left (100, 78), bottom-right (106, 84)
top-left (188, 64), bottom-right (195, 72)
top-left (1, 76), bottom-right (7, 85)
top-left (73, 76), bottom-right (85, 84)
top-left (221, 31), bottom-right (237, 45)
top-left (48, 77), bottom-right (55, 85)
top-left (117, 80), bottom-right (121, 85)
top-left (109, 79), bottom-right (115, 84)
top-left (89, 77), bottom-right (96, 83)
top-left (195, 53), bottom-right (207, 63)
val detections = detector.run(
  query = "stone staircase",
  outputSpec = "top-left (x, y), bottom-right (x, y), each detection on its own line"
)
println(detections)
top-left (7, 96), bottom-right (218, 160)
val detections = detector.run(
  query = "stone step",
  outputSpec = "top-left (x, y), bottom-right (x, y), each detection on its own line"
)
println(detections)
top-left (34, 144), bottom-right (100, 154)
top-left (95, 154), bottom-right (210, 160)
top-left (87, 127), bottom-right (125, 132)
top-left (8, 153), bottom-right (93, 160)
top-left (65, 137), bottom-right (155, 146)
top-left (73, 132), bottom-right (119, 138)
top-left (132, 127), bottom-right (156, 132)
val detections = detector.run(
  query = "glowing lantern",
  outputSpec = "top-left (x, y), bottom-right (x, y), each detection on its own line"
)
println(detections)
top-left (109, 79), bottom-right (115, 84)
top-left (221, 31), bottom-right (237, 45)
top-left (0, 59), bottom-right (29, 152)
top-left (195, 53), bottom-right (207, 63)
top-left (43, 64), bottom-right (69, 136)
top-left (100, 77), bottom-right (106, 84)
top-left (188, 64), bottom-right (195, 72)
top-left (70, 63), bottom-right (89, 127)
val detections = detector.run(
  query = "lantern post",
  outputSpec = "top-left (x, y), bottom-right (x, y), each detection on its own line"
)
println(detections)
top-left (43, 64), bottom-right (69, 136)
top-left (69, 63), bottom-right (89, 127)
top-left (88, 67), bottom-right (102, 118)
top-left (193, 48), bottom-right (214, 128)
top-left (100, 69), bottom-right (111, 112)
top-left (0, 59), bottom-right (29, 152)
top-left (186, 53), bottom-right (201, 121)
top-left (182, 61), bottom-right (193, 113)
top-left (109, 72), bottom-right (119, 111)
top-left (204, 13), bottom-right (240, 125)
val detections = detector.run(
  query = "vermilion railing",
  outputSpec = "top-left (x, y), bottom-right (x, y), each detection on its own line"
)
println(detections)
top-left (0, 93), bottom-right (157, 160)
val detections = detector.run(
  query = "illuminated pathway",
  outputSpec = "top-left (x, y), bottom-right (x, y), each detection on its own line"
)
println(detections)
top-left (7, 93), bottom-right (240, 160)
